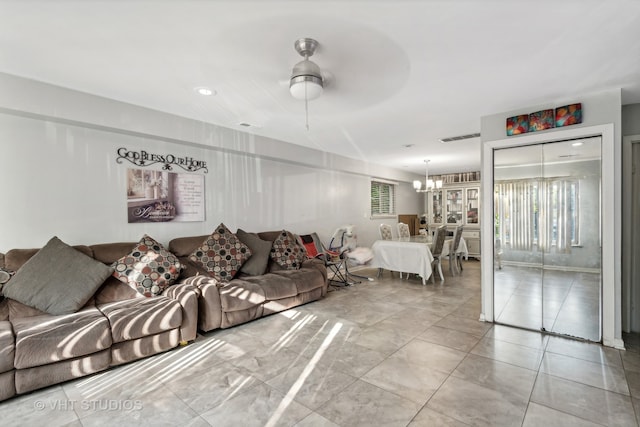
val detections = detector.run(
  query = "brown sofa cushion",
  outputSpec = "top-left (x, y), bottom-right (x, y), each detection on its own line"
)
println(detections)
top-left (12, 307), bottom-right (112, 369)
top-left (90, 242), bottom-right (139, 264)
top-left (98, 296), bottom-right (182, 343)
top-left (271, 267), bottom-right (326, 294)
top-left (219, 280), bottom-right (266, 312)
top-left (2, 237), bottom-right (114, 315)
top-left (242, 273), bottom-right (298, 300)
top-left (168, 235), bottom-right (209, 257)
top-left (236, 229), bottom-right (272, 276)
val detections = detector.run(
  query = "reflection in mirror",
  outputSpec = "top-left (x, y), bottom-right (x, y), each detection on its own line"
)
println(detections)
top-left (493, 137), bottom-right (602, 342)
top-left (493, 144), bottom-right (543, 331)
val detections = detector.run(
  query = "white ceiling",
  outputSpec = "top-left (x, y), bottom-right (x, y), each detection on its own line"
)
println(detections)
top-left (1, 0), bottom-right (639, 175)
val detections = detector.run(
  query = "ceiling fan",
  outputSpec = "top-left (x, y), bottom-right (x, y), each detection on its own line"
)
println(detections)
top-left (286, 38), bottom-right (332, 130)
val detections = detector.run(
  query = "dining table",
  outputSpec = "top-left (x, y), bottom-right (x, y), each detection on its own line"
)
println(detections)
top-left (369, 235), bottom-right (468, 285)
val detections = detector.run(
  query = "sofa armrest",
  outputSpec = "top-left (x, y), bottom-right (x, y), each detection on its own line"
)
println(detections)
top-left (302, 258), bottom-right (328, 281)
top-left (162, 283), bottom-right (199, 343)
top-left (176, 275), bottom-right (222, 332)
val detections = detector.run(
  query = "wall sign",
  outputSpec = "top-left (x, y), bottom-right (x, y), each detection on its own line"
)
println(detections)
top-left (126, 168), bottom-right (205, 223)
top-left (116, 147), bottom-right (208, 173)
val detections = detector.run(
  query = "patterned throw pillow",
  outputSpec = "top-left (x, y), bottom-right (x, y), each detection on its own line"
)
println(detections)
top-left (112, 235), bottom-right (182, 297)
top-left (270, 230), bottom-right (306, 270)
top-left (189, 223), bottom-right (252, 282)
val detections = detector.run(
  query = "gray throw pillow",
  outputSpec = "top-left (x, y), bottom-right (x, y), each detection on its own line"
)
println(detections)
top-left (236, 229), bottom-right (273, 276)
top-left (2, 236), bottom-right (114, 315)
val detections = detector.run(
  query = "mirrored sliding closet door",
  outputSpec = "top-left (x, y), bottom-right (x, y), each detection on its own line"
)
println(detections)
top-left (493, 137), bottom-right (602, 342)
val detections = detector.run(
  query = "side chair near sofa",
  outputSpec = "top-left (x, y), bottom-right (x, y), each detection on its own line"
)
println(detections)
top-left (297, 232), bottom-right (354, 286)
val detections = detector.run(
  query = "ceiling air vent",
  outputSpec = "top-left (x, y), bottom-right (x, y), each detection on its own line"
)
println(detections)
top-left (439, 133), bottom-right (481, 143)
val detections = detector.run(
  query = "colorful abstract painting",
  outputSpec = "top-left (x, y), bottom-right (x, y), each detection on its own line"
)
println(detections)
top-left (529, 109), bottom-right (554, 132)
top-left (506, 114), bottom-right (529, 135)
top-left (555, 103), bottom-right (583, 127)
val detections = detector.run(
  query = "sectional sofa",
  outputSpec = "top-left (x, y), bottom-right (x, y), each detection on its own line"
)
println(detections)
top-left (0, 227), bottom-right (328, 402)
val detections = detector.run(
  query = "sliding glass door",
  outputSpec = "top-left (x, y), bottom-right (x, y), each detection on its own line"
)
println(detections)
top-left (493, 137), bottom-right (602, 341)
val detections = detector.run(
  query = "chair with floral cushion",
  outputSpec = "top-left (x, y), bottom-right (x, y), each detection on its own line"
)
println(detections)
top-left (379, 224), bottom-right (393, 240)
top-left (397, 222), bottom-right (410, 239)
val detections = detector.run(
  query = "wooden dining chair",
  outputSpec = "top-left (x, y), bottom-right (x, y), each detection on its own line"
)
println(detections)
top-left (430, 225), bottom-right (447, 283)
top-left (447, 225), bottom-right (464, 275)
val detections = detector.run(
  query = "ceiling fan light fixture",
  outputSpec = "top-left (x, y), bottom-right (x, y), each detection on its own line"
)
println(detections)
top-left (289, 38), bottom-right (324, 101)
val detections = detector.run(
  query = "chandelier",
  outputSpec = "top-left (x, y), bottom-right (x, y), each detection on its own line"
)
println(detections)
top-left (413, 160), bottom-right (442, 192)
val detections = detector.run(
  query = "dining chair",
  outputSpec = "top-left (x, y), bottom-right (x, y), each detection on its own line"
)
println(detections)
top-left (447, 225), bottom-right (464, 275)
top-left (397, 222), bottom-right (410, 238)
top-left (377, 223), bottom-right (399, 278)
top-left (430, 225), bottom-right (447, 283)
top-left (379, 224), bottom-right (393, 240)
top-left (396, 223), bottom-right (411, 278)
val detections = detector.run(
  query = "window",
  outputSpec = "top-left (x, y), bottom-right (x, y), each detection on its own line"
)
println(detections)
top-left (370, 180), bottom-right (396, 217)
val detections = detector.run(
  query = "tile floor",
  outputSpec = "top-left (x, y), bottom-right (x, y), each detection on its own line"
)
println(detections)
top-left (1, 261), bottom-right (640, 426)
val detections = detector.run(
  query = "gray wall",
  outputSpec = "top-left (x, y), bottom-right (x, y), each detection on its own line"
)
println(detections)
top-left (0, 73), bottom-right (423, 252)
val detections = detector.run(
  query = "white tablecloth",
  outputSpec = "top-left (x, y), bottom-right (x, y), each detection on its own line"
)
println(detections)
top-left (369, 237), bottom-right (467, 284)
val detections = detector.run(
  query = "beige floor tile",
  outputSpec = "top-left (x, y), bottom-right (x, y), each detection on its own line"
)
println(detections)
top-left (317, 379), bottom-right (422, 427)
top-left (539, 352), bottom-right (629, 395)
top-left (361, 353), bottom-right (449, 404)
top-left (471, 336), bottom-right (544, 371)
top-left (346, 324), bottom-right (415, 356)
top-left (435, 314), bottom-right (493, 337)
top-left (418, 325), bottom-right (483, 352)
top-left (522, 402), bottom-right (603, 427)
top-left (314, 341), bottom-right (388, 378)
top-left (294, 412), bottom-right (340, 427)
top-left (486, 324), bottom-right (549, 350)
top-left (266, 358), bottom-right (357, 410)
top-left (391, 339), bottom-right (467, 374)
top-left (531, 373), bottom-right (636, 426)
top-left (452, 354), bottom-right (537, 406)
top-left (546, 335), bottom-right (622, 368)
top-left (427, 376), bottom-right (528, 426)
top-left (199, 382), bottom-right (311, 427)
top-left (408, 407), bottom-right (471, 426)
top-left (0, 387), bottom-right (79, 427)
top-left (162, 361), bottom-right (260, 413)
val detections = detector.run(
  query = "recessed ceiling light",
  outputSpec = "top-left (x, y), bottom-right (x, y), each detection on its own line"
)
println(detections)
top-left (194, 87), bottom-right (215, 96)
top-left (572, 141), bottom-right (584, 147)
